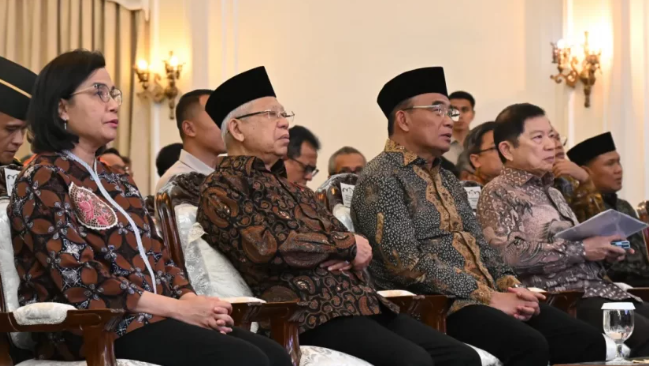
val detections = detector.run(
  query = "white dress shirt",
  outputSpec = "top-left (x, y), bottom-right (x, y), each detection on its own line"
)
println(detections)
top-left (155, 149), bottom-right (215, 193)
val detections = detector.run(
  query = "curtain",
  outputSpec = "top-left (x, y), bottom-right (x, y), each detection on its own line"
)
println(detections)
top-left (0, 0), bottom-right (152, 194)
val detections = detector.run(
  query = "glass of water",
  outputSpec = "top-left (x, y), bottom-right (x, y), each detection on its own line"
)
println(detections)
top-left (603, 303), bottom-right (635, 364)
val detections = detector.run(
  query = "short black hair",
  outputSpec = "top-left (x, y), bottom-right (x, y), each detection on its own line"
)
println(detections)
top-left (387, 97), bottom-right (413, 136)
top-left (101, 147), bottom-right (122, 157)
top-left (449, 91), bottom-right (475, 109)
top-left (440, 156), bottom-right (459, 177)
top-left (156, 143), bottom-right (183, 177)
top-left (494, 103), bottom-right (545, 163)
top-left (287, 125), bottom-right (320, 159)
top-left (175, 89), bottom-right (213, 139)
top-left (464, 121), bottom-right (497, 169)
top-left (28, 49), bottom-right (106, 154)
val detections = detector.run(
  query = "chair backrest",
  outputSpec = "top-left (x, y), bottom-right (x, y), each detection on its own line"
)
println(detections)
top-left (155, 173), bottom-right (253, 299)
top-left (0, 198), bottom-right (34, 350)
top-left (314, 173), bottom-right (359, 231)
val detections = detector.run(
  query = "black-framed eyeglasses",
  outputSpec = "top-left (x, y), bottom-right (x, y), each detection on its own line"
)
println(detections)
top-left (402, 105), bottom-right (460, 122)
top-left (71, 83), bottom-right (122, 106)
top-left (476, 146), bottom-right (497, 154)
top-left (290, 158), bottom-right (319, 177)
top-left (337, 167), bottom-right (364, 174)
top-left (235, 110), bottom-right (295, 123)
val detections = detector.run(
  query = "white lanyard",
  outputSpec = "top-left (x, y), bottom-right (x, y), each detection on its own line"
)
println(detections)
top-left (64, 151), bottom-right (157, 294)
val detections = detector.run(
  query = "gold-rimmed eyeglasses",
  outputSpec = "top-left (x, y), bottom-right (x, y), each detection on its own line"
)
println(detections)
top-left (70, 83), bottom-right (123, 106)
top-left (402, 105), bottom-right (460, 122)
top-left (235, 110), bottom-right (295, 123)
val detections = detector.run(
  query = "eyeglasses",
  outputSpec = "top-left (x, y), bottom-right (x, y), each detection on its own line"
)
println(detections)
top-left (290, 158), bottom-right (319, 177)
top-left (235, 110), bottom-right (295, 123)
top-left (402, 105), bottom-right (460, 122)
top-left (553, 134), bottom-right (568, 147)
top-left (476, 146), bottom-right (497, 154)
top-left (70, 83), bottom-right (123, 106)
top-left (337, 167), bottom-right (363, 174)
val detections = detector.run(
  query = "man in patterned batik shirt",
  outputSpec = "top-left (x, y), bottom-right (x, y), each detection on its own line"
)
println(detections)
top-left (567, 132), bottom-right (649, 287)
top-left (0, 57), bottom-right (37, 196)
top-left (478, 103), bottom-right (649, 357)
top-left (196, 66), bottom-right (481, 366)
top-left (352, 67), bottom-right (606, 366)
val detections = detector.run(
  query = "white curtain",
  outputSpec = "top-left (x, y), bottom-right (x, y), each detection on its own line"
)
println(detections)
top-left (0, 0), bottom-right (152, 194)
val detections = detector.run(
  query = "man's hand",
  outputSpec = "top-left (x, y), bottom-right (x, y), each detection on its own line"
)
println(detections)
top-left (583, 235), bottom-right (626, 262)
top-left (351, 235), bottom-right (373, 271)
top-left (507, 287), bottom-right (544, 316)
top-left (320, 259), bottom-right (352, 273)
top-left (489, 291), bottom-right (539, 322)
top-left (552, 160), bottom-right (589, 183)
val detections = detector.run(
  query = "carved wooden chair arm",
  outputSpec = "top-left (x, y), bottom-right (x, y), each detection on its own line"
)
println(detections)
top-left (544, 290), bottom-right (584, 317)
top-left (0, 308), bottom-right (124, 366)
top-left (383, 294), bottom-right (453, 333)
top-left (231, 301), bottom-right (301, 366)
top-left (626, 287), bottom-right (649, 301)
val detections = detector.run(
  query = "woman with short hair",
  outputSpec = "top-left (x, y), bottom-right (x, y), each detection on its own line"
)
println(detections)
top-left (10, 49), bottom-right (291, 366)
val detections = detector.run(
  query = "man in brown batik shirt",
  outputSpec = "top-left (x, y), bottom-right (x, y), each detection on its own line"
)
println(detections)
top-left (196, 66), bottom-right (480, 366)
top-left (0, 57), bottom-right (37, 196)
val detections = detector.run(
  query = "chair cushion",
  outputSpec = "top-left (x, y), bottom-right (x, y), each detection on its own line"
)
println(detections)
top-left (300, 346), bottom-right (372, 366)
top-left (466, 344), bottom-right (502, 366)
top-left (0, 198), bottom-right (34, 349)
top-left (14, 303), bottom-right (76, 326)
top-left (175, 204), bottom-right (253, 298)
top-left (17, 359), bottom-right (160, 366)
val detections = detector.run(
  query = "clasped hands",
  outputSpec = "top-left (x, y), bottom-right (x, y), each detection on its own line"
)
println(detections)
top-left (491, 287), bottom-right (547, 322)
top-left (320, 235), bottom-right (372, 273)
top-left (177, 293), bottom-right (234, 334)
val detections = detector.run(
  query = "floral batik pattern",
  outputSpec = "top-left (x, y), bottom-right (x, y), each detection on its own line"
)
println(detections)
top-left (9, 152), bottom-right (194, 361)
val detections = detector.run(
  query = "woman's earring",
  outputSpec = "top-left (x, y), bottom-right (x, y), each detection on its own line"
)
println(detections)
top-left (62, 118), bottom-right (67, 130)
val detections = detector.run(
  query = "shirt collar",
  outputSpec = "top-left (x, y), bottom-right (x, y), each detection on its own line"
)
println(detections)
top-left (384, 139), bottom-right (441, 171)
top-left (216, 155), bottom-right (287, 178)
top-left (179, 150), bottom-right (215, 175)
top-left (500, 167), bottom-right (554, 188)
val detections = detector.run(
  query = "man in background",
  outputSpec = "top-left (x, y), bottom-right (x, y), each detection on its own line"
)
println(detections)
top-left (0, 57), bottom-right (37, 196)
top-left (464, 121), bottom-right (502, 186)
top-left (156, 89), bottom-right (225, 192)
top-left (284, 125), bottom-right (320, 185)
top-left (567, 132), bottom-right (649, 287)
top-left (156, 143), bottom-right (183, 178)
top-left (100, 148), bottom-right (129, 175)
top-left (444, 91), bottom-right (476, 164)
top-left (328, 146), bottom-right (366, 176)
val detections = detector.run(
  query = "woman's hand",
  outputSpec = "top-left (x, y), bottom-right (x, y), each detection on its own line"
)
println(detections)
top-left (173, 295), bottom-right (233, 333)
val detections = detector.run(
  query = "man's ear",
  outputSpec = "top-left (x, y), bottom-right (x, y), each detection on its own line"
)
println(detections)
top-left (182, 120), bottom-right (197, 137)
top-left (498, 141), bottom-right (515, 162)
top-left (395, 110), bottom-right (411, 133)
top-left (228, 119), bottom-right (245, 143)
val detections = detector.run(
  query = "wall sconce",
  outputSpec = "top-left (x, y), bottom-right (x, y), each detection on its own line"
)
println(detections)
top-left (134, 51), bottom-right (184, 119)
top-left (550, 31), bottom-right (601, 108)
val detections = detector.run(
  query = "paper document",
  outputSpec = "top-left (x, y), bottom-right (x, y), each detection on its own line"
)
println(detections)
top-left (555, 209), bottom-right (648, 241)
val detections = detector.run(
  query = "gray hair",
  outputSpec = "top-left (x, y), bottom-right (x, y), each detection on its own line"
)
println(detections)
top-left (221, 101), bottom-right (255, 149)
top-left (328, 146), bottom-right (365, 175)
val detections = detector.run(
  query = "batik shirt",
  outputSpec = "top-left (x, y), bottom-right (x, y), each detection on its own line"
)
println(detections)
top-left (196, 156), bottom-right (397, 334)
top-left (553, 175), bottom-right (605, 224)
top-left (351, 140), bottom-right (520, 313)
top-left (9, 153), bottom-right (194, 360)
top-left (600, 193), bottom-right (649, 287)
top-left (477, 167), bottom-right (634, 301)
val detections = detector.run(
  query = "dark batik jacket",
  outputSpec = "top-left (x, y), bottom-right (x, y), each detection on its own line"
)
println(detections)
top-left (9, 153), bottom-right (194, 360)
top-left (351, 140), bottom-right (520, 313)
top-left (196, 156), bottom-right (397, 334)
top-left (601, 193), bottom-right (649, 287)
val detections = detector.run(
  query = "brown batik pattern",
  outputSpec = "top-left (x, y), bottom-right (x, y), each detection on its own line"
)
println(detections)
top-left (196, 156), bottom-right (397, 334)
top-left (351, 139), bottom-right (520, 314)
top-left (9, 153), bottom-right (194, 361)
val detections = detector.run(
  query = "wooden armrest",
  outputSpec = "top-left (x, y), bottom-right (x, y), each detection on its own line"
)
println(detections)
top-left (0, 309), bottom-right (124, 366)
top-left (387, 294), bottom-right (452, 332)
top-left (626, 287), bottom-right (649, 301)
top-left (544, 290), bottom-right (584, 317)
top-left (231, 301), bottom-right (301, 366)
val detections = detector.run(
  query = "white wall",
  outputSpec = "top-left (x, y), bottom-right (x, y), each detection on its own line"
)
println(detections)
top-left (148, 0), bottom-right (647, 206)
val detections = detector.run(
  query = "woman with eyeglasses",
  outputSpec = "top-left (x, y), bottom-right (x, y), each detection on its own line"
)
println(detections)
top-left (9, 50), bottom-right (291, 366)
top-left (550, 128), bottom-right (606, 223)
top-left (461, 121), bottom-right (502, 186)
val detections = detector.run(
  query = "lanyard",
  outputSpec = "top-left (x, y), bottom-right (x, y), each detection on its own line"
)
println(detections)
top-left (64, 151), bottom-right (157, 294)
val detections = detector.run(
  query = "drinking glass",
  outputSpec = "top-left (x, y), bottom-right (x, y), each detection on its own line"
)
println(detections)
top-left (603, 307), bottom-right (634, 364)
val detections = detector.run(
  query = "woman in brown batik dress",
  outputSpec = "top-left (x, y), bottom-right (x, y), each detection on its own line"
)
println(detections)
top-left (9, 50), bottom-right (291, 366)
